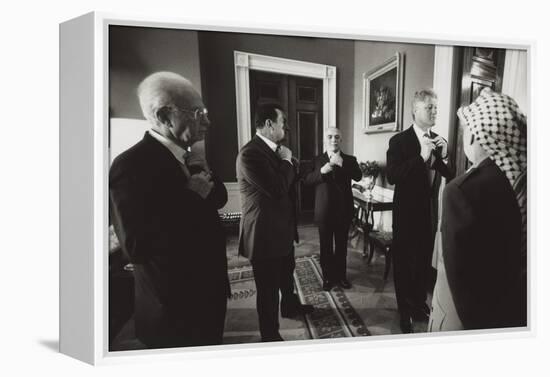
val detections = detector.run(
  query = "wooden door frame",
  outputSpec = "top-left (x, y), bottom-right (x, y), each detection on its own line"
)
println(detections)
top-left (234, 51), bottom-right (337, 150)
top-left (448, 47), bottom-right (506, 177)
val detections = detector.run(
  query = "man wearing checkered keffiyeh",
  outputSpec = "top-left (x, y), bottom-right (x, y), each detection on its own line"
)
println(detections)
top-left (429, 88), bottom-right (527, 331)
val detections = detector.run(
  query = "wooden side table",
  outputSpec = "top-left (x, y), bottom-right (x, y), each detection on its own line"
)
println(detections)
top-left (352, 189), bottom-right (393, 279)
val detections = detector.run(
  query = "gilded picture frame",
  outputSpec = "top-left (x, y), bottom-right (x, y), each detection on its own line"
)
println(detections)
top-left (363, 52), bottom-right (404, 133)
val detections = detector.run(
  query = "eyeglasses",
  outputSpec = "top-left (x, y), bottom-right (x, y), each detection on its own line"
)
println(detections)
top-left (173, 106), bottom-right (209, 122)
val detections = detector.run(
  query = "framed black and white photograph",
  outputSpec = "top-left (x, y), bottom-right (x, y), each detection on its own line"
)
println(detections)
top-left (59, 11), bottom-right (532, 366)
top-left (363, 52), bottom-right (404, 133)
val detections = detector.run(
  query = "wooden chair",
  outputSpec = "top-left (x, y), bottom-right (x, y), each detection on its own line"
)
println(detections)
top-left (367, 230), bottom-right (393, 280)
top-left (350, 199), bottom-right (372, 257)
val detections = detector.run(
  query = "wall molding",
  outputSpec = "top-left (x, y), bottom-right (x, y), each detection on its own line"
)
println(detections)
top-left (432, 45), bottom-right (457, 141)
top-left (234, 51), bottom-right (337, 150)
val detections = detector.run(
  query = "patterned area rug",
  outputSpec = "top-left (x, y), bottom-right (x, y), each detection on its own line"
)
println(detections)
top-left (223, 255), bottom-right (369, 344)
top-left (295, 255), bottom-right (370, 338)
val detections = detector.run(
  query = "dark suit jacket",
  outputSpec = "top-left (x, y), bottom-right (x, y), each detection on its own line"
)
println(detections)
top-left (387, 125), bottom-right (454, 250)
top-left (109, 132), bottom-right (229, 347)
top-left (442, 157), bottom-right (526, 329)
top-left (236, 135), bottom-right (298, 261)
top-left (304, 152), bottom-right (362, 225)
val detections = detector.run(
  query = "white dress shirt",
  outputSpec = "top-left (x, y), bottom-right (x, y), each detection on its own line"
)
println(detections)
top-left (413, 123), bottom-right (434, 163)
top-left (256, 132), bottom-right (278, 153)
top-left (256, 132), bottom-right (292, 164)
top-left (327, 149), bottom-right (342, 167)
top-left (148, 130), bottom-right (190, 176)
top-left (327, 150), bottom-right (341, 158)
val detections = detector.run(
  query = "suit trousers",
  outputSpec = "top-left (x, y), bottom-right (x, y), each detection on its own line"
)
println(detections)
top-left (251, 248), bottom-right (298, 339)
top-left (392, 237), bottom-right (434, 319)
top-left (318, 220), bottom-right (350, 282)
top-left (133, 263), bottom-right (228, 349)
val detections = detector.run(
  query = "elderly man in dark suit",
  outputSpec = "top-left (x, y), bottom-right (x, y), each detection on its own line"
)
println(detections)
top-left (109, 72), bottom-right (230, 349)
top-left (386, 89), bottom-right (453, 333)
top-left (236, 103), bottom-right (314, 342)
top-left (304, 127), bottom-right (362, 291)
top-left (429, 88), bottom-right (527, 331)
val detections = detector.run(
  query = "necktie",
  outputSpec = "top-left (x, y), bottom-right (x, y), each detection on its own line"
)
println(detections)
top-left (423, 133), bottom-right (436, 186)
top-left (423, 133), bottom-right (435, 165)
top-left (180, 152), bottom-right (191, 178)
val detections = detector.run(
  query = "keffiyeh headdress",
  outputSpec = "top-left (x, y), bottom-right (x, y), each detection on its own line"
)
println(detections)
top-left (457, 87), bottom-right (527, 186)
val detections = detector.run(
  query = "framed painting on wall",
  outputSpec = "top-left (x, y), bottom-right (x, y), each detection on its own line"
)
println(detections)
top-left (363, 52), bottom-right (404, 134)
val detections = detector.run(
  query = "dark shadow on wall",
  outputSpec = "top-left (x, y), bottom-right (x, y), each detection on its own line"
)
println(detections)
top-left (109, 26), bottom-right (151, 119)
top-left (109, 26), bottom-right (202, 120)
top-left (198, 31), bottom-right (355, 182)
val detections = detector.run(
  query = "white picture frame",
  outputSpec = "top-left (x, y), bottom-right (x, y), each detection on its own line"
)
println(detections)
top-left (59, 12), bottom-right (532, 365)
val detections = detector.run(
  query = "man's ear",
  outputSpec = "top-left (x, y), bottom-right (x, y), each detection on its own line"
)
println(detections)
top-left (156, 107), bottom-right (172, 128)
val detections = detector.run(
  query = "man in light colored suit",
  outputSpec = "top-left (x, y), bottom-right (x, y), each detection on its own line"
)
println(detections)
top-left (236, 103), bottom-right (314, 342)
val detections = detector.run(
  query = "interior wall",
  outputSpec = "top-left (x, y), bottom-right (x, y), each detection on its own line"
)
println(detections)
top-left (199, 31), bottom-right (355, 182)
top-left (109, 26), bottom-right (202, 119)
top-left (502, 49), bottom-right (528, 113)
top-left (108, 26), bottom-right (203, 162)
top-left (353, 41), bottom-right (435, 185)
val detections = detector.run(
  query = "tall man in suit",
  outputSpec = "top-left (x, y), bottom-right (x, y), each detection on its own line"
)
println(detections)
top-left (304, 127), bottom-right (362, 291)
top-left (236, 103), bottom-right (314, 342)
top-left (109, 72), bottom-right (230, 348)
top-left (386, 89), bottom-right (453, 333)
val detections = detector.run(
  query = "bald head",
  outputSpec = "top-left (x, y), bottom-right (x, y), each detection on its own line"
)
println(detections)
top-left (325, 127), bottom-right (341, 153)
top-left (137, 71), bottom-right (209, 148)
top-left (138, 72), bottom-right (199, 123)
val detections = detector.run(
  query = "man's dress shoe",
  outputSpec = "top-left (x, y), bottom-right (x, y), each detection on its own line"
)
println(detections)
top-left (281, 303), bottom-right (315, 318)
top-left (400, 317), bottom-right (413, 334)
top-left (337, 278), bottom-right (352, 289)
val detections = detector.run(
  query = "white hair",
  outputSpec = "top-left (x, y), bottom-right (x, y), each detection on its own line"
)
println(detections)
top-left (136, 71), bottom-right (193, 124)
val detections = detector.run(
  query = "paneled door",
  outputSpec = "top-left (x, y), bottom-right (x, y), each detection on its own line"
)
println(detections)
top-left (449, 47), bottom-right (505, 176)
